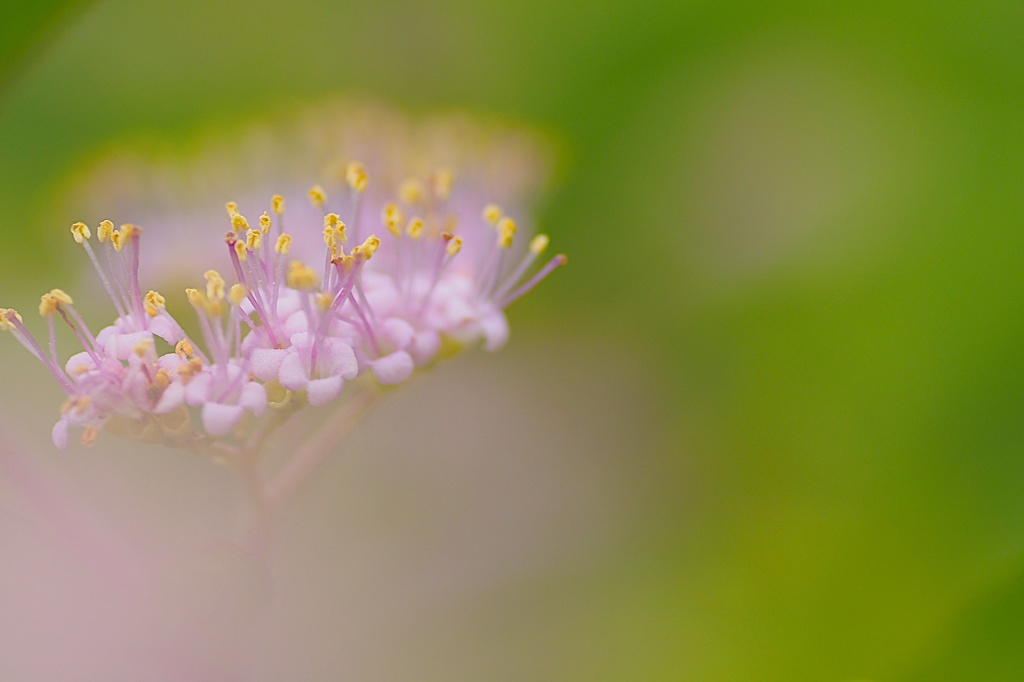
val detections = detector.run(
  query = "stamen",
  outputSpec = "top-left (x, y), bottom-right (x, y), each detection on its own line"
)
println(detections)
top-left (308, 185), bottom-right (328, 209)
top-left (482, 204), bottom-right (502, 226)
top-left (346, 162), bottom-right (369, 193)
top-left (500, 254), bottom-right (568, 307)
top-left (399, 178), bottom-right (426, 205)
top-left (70, 222), bottom-right (91, 244)
top-left (430, 168), bottom-right (453, 201)
top-left (144, 290), bottom-right (166, 317)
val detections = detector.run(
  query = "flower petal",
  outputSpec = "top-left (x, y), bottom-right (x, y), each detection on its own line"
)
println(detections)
top-left (239, 382), bottom-right (268, 416)
top-left (154, 381), bottom-right (186, 414)
top-left (306, 376), bottom-right (343, 406)
top-left (202, 403), bottom-right (245, 437)
top-left (370, 351), bottom-right (414, 385)
top-left (278, 350), bottom-right (308, 391)
top-left (249, 348), bottom-right (288, 383)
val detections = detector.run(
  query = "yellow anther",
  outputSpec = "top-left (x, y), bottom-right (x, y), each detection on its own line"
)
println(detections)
top-left (144, 290), bottom-right (165, 317)
top-left (225, 201), bottom-right (239, 218)
top-left (70, 222), bottom-right (91, 244)
top-left (345, 161), bottom-right (369, 192)
top-left (0, 308), bottom-right (22, 331)
top-left (272, 195), bottom-right (285, 214)
top-left (324, 213), bottom-right (340, 230)
top-left (497, 217), bottom-right (517, 249)
top-left (231, 213), bottom-right (249, 233)
top-left (360, 234), bottom-right (381, 260)
top-left (382, 203), bottom-right (405, 237)
top-left (316, 292), bottom-right (333, 311)
top-left (185, 288), bottom-right (204, 307)
top-left (308, 185), bottom-right (327, 208)
top-left (120, 224), bottom-right (140, 239)
top-left (399, 178), bottom-right (426, 205)
top-left (275, 233), bottom-right (293, 255)
top-left (234, 239), bottom-right (247, 262)
top-left (406, 217), bottom-right (425, 239)
top-left (446, 236), bottom-right (463, 257)
top-left (132, 338), bottom-right (152, 358)
top-left (80, 428), bottom-right (99, 447)
top-left (175, 339), bottom-right (194, 358)
top-left (430, 168), bottom-right (453, 200)
top-left (204, 270), bottom-right (225, 301)
top-left (38, 293), bottom-right (59, 317)
top-left (97, 220), bottom-right (114, 243)
top-left (50, 289), bottom-right (73, 306)
top-left (154, 368), bottom-right (171, 391)
top-left (530, 234), bottom-right (550, 254)
top-left (111, 230), bottom-right (124, 252)
top-left (246, 229), bottom-right (263, 252)
top-left (229, 283), bottom-right (248, 306)
top-left (334, 220), bottom-right (348, 243)
top-left (323, 225), bottom-right (336, 249)
top-left (482, 204), bottom-right (503, 226)
top-left (286, 261), bottom-right (319, 290)
top-left (259, 211), bottom-right (272, 233)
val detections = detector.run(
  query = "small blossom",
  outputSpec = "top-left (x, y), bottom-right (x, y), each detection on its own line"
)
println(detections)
top-left (4, 162), bottom-right (565, 453)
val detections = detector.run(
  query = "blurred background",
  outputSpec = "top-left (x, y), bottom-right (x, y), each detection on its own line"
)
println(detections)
top-left (2, 0), bottom-right (1024, 680)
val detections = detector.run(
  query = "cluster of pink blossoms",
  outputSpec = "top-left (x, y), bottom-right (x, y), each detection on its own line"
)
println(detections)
top-left (1, 163), bottom-right (565, 451)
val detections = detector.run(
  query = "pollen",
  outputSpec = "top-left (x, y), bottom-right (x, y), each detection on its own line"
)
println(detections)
top-left (286, 261), bottom-right (319, 290)
top-left (275, 233), bottom-right (293, 255)
top-left (323, 225), bottom-right (337, 249)
top-left (132, 338), bottom-right (153, 358)
top-left (446, 236), bottom-right (463, 257)
top-left (359, 234), bottom-right (381, 260)
top-left (246, 229), bottom-right (263, 252)
top-left (0, 308), bottom-right (22, 331)
top-left (225, 201), bottom-right (239, 218)
top-left (259, 211), bottom-right (272, 233)
top-left (38, 290), bottom-right (71, 317)
top-left (399, 178), bottom-right (426, 205)
top-left (382, 203), bottom-right (405, 237)
top-left (70, 221), bottom-right (91, 244)
top-left (334, 220), bottom-right (348, 243)
top-left (430, 168), bottom-right (453, 200)
top-left (406, 216), bottom-right (425, 239)
top-left (272, 194), bottom-right (285, 214)
top-left (231, 213), bottom-right (249, 233)
top-left (205, 270), bottom-right (226, 301)
top-left (144, 290), bottom-right (166, 317)
top-left (308, 185), bottom-right (327, 208)
top-left (346, 162), bottom-right (369, 192)
top-left (111, 230), bottom-right (124, 252)
top-left (229, 283), bottom-right (248, 306)
top-left (530, 234), bottom-right (550, 254)
top-left (80, 428), bottom-right (99, 447)
top-left (497, 217), bottom-right (517, 249)
top-left (97, 220), bottom-right (114, 243)
top-left (234, 239), bottom-right (248, 262)
top-left (316, 291), bottom-right (333, 311)
top-left (175, 339), bottom-right (194, 358)
top-left (482, 204), bottom-right (502, 226)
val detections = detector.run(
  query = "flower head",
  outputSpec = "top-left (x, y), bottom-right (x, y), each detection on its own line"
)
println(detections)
top-left (3, 164), bottom-right (566, 452)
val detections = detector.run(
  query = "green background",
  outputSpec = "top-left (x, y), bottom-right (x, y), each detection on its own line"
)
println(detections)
top-left (3, 1), bottom-right (1024, 679)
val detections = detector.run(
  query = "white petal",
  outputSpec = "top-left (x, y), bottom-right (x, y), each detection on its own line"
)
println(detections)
top-left (381, 318), bottom-right (415, 349)
top-left (202, 403), bottom-right (245, 437)
top-left (239, 382), bottom-right (268, 416)
top-left (480, 312), bottom-right (510, 352)
top-left (370, 351), bottom-right (414, 385)
top-left (326, 340), bottom-right (359, 379)
top-left (278, 350), bottom-right (309, 391)
top-left (51, 417), bottom-right (70, 450)
top-left (149, 313), bottom-right (184, 345)
top-left (184, 371), bottom-right (213, 407)
top-left (249, 348), bottom-right (288, 382)
top-left (408, 330), bottom-right (441, 366)
top-left (306, 376), bottom-right (343, 406)
top-left (65, 351), bottom-right (96, 376)
top-left (154, 381), bottom-right (186, 414)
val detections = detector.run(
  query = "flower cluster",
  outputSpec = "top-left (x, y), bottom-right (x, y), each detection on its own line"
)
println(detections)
top-left (2, 163), bottom-right (565, 451)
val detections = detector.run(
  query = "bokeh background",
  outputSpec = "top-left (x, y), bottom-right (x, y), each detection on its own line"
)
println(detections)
top-left (2, 0), bottom-right (1024, 680)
